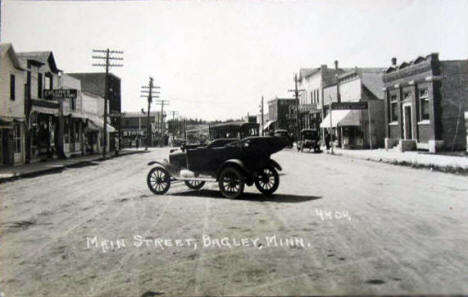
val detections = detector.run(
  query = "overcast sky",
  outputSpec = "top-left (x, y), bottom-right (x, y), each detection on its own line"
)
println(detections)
top-left (2, 0), bottom-right (467, 120)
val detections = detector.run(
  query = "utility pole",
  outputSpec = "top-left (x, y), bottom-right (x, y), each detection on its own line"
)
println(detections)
top-left (92, 48), bottom-right (123, 158)
top-left (140, 77), bottom-right (160, 150)
top-left (288, 74), bottom-right (305, 141)
top-left (259, 96), bottom-right (264, 136)
top-left (183, 118), bottom-right (187, 143)
top-left (154, 100), bottom-right (170, 147)
top-left (169, 110), bottom-right (178, 142)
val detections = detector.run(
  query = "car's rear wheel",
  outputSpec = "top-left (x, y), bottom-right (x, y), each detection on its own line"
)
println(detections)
top-left (218, 167), bottom-right (245, 199)
top-left (185, 180), bottom-right (205, 190)
top-left (147, 167), bottom-right (171, 195)
top-left (254, 166), bottom-right (279, 196)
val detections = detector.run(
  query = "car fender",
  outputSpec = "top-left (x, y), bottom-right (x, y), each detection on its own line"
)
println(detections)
top-left (147, 160), bottom-right (168, 167)
top-left (269, 159), bottom-right (282, 171)
top-left (216, 159), bottom-right (252, 180)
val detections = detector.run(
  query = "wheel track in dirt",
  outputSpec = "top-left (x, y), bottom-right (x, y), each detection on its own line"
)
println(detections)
top-left (2, 154), bottom-right (152, 286)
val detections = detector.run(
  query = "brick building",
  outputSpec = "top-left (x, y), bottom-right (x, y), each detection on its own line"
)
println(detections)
top-left (265, 97), bottom-right (295, 133)
top-left (383, 53), bottom-right (468, 152)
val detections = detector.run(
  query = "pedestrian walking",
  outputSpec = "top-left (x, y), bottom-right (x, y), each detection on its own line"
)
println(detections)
top-left (114, 136), bottom-right (119, 156)
top-left (325, 132), bottom-right (331, 152)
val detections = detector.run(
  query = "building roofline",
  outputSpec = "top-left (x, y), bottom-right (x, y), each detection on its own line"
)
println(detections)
top-left (67, 72), bottom-right (121, 80)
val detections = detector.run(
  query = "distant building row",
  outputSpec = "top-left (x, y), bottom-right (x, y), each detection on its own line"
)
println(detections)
top-left (265, 53), bottom-right (468, 152)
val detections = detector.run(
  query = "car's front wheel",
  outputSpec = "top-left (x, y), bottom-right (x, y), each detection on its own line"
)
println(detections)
top-left (254, 166), bottom-right (279, 196)
top-left (218, 167), bottom-right (245, 199)
top-left (147, 167), bottom-right (171, 195)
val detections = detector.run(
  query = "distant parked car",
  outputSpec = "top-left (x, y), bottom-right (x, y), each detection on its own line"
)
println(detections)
top-left (297, 129), bottom-right (320, 152)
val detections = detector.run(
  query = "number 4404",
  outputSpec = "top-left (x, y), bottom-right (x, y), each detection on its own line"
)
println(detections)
top-left (315, 209), bottom-right (351, 221)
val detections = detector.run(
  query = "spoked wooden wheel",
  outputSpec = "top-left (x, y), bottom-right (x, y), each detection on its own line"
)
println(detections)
top-left (147, 167), bottom-right (171, 195)
top-left (254, 166), bottom-right (279, 196)
top-left (185, 180), bottom-right (205, 190)
top-left (218, 167), bottom-right (245, 199)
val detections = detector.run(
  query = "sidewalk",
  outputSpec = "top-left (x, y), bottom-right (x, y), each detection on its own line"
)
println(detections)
top-left (330, 147), bottom-right (468, 174)
top-left (0, 148), bottom-right (148, 183)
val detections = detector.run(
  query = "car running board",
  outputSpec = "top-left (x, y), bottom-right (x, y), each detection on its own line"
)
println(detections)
top-left (171, 177), bottom-right (217, 183)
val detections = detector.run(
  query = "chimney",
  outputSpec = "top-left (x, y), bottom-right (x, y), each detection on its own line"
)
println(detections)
top-left (334, 60), bottom-right (339, 70)
top-left (391, 57), bottom-right (397, 66)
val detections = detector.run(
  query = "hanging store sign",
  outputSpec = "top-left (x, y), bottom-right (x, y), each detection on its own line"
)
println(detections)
top-left (331, 102), bottom-right (368, 110)
top-left (44, 89), bottom-right (77, 99)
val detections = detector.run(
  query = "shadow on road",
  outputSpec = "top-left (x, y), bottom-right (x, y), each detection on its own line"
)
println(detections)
top-left (170, 189), bottom-right (322, 203)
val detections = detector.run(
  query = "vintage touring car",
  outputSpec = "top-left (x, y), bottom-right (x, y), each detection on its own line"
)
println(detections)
top-left (146, 136), bottom-right (288, 198)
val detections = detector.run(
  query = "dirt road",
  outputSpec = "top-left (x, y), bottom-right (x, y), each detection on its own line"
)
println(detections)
top-left (1, 148), bottom-right (467, 296)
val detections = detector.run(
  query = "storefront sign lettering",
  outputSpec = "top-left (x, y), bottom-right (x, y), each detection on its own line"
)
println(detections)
top-left (44, 89), bottom-right (77, 99)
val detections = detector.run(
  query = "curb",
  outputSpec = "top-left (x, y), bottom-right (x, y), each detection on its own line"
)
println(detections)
top-left (0, 150), bottom-right (149, 184)
top-left (336, 152), bottom-right (468, 176)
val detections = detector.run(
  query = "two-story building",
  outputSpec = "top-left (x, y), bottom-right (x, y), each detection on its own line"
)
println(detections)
top-left (68, 72), bottom-right (121, 151)
top-left (59, 74), bottom-right (87, 157)
top-left (321, 67), bottom-right (386, 149)
top-left (17, 51), bottom-right (61, 162)
top-left (383, 53), bottom-right (468, 152)
top-left (297, 62), bottom-right (351, 138)
top-left (0, 43), bottom-right (25, 166)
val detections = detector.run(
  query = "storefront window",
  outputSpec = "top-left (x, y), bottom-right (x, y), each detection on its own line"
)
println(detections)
top-left (64, 118), bottom-right (70, 143)
top-left (419, 89), bottom-right (430, 120)
top-left (14, 123), bottom-right (21, 153)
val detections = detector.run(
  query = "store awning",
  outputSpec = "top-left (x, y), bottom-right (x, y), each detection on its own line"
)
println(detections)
top-left (263, 120), bottom-right (276, 131)
top-left (320, 110), bottom-right (361, 128)
top-left (31, 106), bottom-right (59, 116)
top-left (88, 118), bottom-right (116, 133)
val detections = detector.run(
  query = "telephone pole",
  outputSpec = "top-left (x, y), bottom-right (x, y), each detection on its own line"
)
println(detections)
top-left (259, 96), bottom-right (264, 136)
top-left (154, 100), bottom-right (170, 147)
top-left (140, 77), bottom-right (160, 150)
top-left (92, 48), bottom-right (123, 158)
top-left (288, 74), bottom-right (305, 141)
top-left (169, 110), bottom-right (178, 142)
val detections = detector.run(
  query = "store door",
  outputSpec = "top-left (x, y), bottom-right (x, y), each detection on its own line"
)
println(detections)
top-left (1, 129), bottom-right (13, 165)
top-left (403, 105), bottom-right (413, 140)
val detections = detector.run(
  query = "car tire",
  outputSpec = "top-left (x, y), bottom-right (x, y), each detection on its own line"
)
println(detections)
top-left (218, 167), bottom-right (245, 199)
top-left (147, 167), bottom-right (171, 195)
top-left (254, 166), bottom-right (279, 196)
top-left (185, 180), bottom-right (205, 190)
